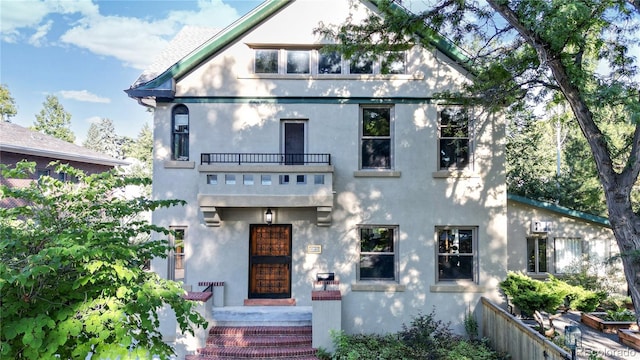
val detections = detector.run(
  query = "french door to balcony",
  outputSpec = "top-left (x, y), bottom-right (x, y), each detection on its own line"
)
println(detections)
top-left (249, 224), bottom-right (292, 299)
top-left (283, 121), bottom-right (306, 165)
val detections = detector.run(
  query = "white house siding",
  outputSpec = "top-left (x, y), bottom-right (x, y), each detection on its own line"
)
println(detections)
top-left (147, 0), bottom-right (507, 336)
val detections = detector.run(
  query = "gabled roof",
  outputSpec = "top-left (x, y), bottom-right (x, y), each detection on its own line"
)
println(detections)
top-left (507, 193), bottom-right (610, 227)
top-left (126, 0), bottom-right (471, 102)
top-left (0, 121), bottom-right (128, 167)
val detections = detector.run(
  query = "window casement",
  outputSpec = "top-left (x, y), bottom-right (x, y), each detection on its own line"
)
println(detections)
top-left (318, 51), bottom-right (342, 74)
top-left (168, 227), bottom-right (185, 282)
top-left (554, 237), bottom-right (582, 274)
top-left (358, 225), bottom-right (398, 281)
top-left (172, 105), bottom-right (189, 161)
top-left (360, 106), bottom-right (393, 169)
top-left (437, 226), bottom-right (477, 282)
top-left (438, 107), bottom-right (471, 170)
top-left (527, 237), bottom-right (548, 273)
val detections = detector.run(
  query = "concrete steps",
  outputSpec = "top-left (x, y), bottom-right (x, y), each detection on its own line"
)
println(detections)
top-left (186, 306), bottom-right (318, 360)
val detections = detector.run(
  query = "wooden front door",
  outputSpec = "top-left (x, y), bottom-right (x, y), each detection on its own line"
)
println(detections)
top-left (249, 224), bottom-right (292, 299)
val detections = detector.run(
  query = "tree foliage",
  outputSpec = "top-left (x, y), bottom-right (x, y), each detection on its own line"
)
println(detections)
top-left (317, 0), bottom-right (640, 321)
top-left (32, 95), bottom-right (75, 143)
top-left (83, 118), bottom-right (121, 159)
top-left (0, 84), bottom-right (17, 122)
top-left (0, 162), bottom-right (207, 359)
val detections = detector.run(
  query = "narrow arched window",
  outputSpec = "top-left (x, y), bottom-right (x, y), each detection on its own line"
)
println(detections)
top-left (172, 105), bottom-right (189, 160)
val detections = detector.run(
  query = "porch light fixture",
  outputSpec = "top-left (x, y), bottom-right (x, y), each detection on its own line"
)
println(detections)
top-left (265, 208), bottom-right (273, 225)
top-left (564, 324), bottom-right (582, 360)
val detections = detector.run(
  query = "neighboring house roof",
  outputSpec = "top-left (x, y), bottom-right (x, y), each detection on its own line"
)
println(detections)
top-left (0, 121), bottom-right (128, 167)
top-left (508, 193), bottom-right (611, 227)
top-left (125, 0), bottom-right (471, 101)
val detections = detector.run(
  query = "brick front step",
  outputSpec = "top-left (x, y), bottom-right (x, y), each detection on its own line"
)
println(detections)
top-left (208, 335), bottom-right (312, 348)
top-left (188, 325), bottom-right (318, 359)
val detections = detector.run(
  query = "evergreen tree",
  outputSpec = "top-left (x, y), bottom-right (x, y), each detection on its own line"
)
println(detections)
top-left (82, 118), bottom-right (119, 158)
top-left (32, 95), bottom-right (75, 143)
top-left (0, 84), bottom-right (17, 122)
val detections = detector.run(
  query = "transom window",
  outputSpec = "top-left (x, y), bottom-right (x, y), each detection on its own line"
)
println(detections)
top-left (437, 227), bottom-right (477, 282)
top-left (360, 106), bottom-right (393, 169)
top-left (439, 108), bottom-right (470, 170)
top-left (358, 226), bottom-right (397, 281)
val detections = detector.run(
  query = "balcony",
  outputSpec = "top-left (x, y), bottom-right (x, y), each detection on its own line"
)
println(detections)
top-left (197, 153), bottom-right (334, 227)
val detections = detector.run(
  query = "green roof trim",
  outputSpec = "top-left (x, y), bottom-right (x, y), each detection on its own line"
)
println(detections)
top-left (372, 0), bottom-right (472, 71)
top-left (507, 194), bottom-right (610, 227)
top-left (131, 0), bottom-right (290, 92)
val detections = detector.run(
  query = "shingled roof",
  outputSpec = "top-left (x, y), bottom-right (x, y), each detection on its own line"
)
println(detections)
top-left (0, 121), bottom-right (128, 167)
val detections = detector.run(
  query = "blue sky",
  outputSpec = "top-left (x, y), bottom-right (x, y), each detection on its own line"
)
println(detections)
top-left (1, 0), bottom-right (261, 143)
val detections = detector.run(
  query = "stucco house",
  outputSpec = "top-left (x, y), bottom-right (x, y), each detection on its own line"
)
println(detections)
top-left (125, 0), bottom-right (621, 357)
top-left (507, 194), bottom-right (624, 292)
top-left (0, 121), bottom-right (128, 207)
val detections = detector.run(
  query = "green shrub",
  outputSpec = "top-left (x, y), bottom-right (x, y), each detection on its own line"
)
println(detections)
top-left (330, 310), bottom-right (506, 360)
top-left (604, 309), bottom-right (636, 321)
top-left (500, 272), bottom-right (605, 315)
top-left (500, 272), bottom-right (564, 315)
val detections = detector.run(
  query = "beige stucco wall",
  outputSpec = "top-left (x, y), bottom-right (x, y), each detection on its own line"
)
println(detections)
top-left (507, 200), bottom-right (622, 285)
top-left (149, 0), bottom-right (507, 335)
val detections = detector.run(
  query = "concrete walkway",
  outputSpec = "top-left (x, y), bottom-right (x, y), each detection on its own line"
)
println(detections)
top-left (553, 311), bottom-right (639, 359)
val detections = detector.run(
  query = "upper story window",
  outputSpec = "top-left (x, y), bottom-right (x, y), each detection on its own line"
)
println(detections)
top-left (172, 105), bottom-right (189, 161)
top-left (439, 108), bottom-right (470, 170)
top-left (286, 50), bottom-right (310, 74)
top-left (360, 106), bottom-right (393, 169)
top-left (437, 227), bottom-right (477, 282)
top-left (255, 50), bottom-right (279, 73)
top-left (358, 225), bottom-right (398, 281)
top-left (252, 47), bottom-right (406, 76)
top-left (350, 54), bottom-right (373, 74)
top-left (319, 51), bottom-right (342, 74)
top-left (381, 51), bottom-right (407, 74)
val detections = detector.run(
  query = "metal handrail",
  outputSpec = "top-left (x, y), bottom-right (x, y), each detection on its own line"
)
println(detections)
top-left (201, 153), bottom-right (331, 165)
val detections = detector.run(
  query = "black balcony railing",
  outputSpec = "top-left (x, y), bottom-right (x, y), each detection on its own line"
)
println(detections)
top-left (201, 153), bottom-right (331, 165)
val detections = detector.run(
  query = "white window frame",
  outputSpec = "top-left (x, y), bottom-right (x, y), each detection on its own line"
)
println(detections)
top-left (168, 227), bottom-right (186, 282)
top-left (527, 237), bottom-right (548, 274)
top-left (360, 105), bottom-right (394, 170)
top-left (172, 105), bottom-right (189, 161)
top-left (357, 225), bottom-right (398, 282)
top-left (436, 226), bottom-right (478, 283)
top-left (438, 107), bottom-right (472, 170)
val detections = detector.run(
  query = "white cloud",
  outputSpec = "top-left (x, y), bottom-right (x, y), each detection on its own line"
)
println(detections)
top-left (28, 20), bottom-right (53, 47)
top-left (85, 115), bottom-right (102, 124)
top-left (59, 0), bottom-right (242, 70)
top-left (59, 90), bottom-right (111, 103)
top-left (0, 0), bottom-right (98, 43)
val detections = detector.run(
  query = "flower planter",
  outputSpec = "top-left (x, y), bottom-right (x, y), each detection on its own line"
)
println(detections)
top-left (581, 312), bottom-right (639, 334)
top-left (618, 329), bottom-right (640, 351)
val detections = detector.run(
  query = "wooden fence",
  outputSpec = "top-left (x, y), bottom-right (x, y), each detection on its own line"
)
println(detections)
top-left (481, 297), bottom-right (570, 360)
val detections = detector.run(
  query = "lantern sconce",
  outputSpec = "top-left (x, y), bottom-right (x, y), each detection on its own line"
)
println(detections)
top-left (265, 208), bottom-right (273, 225)
top-left (564, 324), bottom-right (582, 360)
